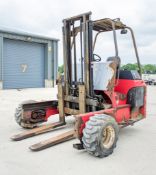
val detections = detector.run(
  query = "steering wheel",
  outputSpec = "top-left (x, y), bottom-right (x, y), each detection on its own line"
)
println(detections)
top-left (93, 53), bottom-right (101, 62)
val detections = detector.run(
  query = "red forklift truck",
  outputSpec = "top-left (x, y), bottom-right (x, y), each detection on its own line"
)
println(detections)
top-left (11, 12), bottom-right (146, 158)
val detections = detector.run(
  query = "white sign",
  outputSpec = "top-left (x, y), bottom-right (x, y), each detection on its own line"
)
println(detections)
top-left (21, 64), bottom-right (28, 73)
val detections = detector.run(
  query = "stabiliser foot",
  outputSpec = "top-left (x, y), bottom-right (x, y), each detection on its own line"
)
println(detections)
top-left (73, 143), bottom-right (84, 150)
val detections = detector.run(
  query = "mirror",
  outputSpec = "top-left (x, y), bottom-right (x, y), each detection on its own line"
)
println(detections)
top-left (121, 29), bottom-right (128, 34)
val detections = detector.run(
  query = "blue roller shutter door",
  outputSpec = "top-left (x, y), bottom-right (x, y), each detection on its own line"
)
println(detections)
top-left (3, 39), bottom-right (45, 89)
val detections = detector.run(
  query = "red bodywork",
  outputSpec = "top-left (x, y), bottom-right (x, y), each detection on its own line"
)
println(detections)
top-left (44, 79), bottom-right (146, 139)
top-left (45, 108), bottom-right (59, 120)
top-left (77, 79), bottom-right (146, 138)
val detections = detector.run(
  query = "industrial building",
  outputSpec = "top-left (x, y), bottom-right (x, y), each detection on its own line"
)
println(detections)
top-left (0, 28), bottom-right (58, 89)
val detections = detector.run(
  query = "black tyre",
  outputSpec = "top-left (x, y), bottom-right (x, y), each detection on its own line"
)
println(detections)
top-left (15, 100), bottom-right (37, 129)
top-left (82, 114), bottom-right (119, 158)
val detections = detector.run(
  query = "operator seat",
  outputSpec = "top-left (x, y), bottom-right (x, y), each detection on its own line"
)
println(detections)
top-left (106, 56), bottom-right (121, 70)
top-left (93, 56), bottom-right (121, 91)
top-left (93, 58), bottom-right (118, 91)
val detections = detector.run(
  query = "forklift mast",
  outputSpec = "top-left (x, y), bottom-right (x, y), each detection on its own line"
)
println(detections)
top-left (62, 12), bottom-right (93, 97)
top-left (57, 12), bottom-right (94, 121)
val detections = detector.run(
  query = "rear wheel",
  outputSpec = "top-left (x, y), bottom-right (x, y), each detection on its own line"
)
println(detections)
top-left (15, 100), bottom-right (38, 129)
top-left (82, 114), bottom-right (119, 158)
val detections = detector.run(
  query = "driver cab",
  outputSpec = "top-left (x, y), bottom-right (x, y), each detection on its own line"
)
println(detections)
top-left (92, 18), bottom-right (142, 91)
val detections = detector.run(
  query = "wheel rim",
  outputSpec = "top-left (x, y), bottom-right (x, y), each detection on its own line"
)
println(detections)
top-left (102, 125), bottom-right (115, 149)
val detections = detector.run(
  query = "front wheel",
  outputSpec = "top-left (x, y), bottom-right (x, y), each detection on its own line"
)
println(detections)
top-left (82, 114), bottom-right (119, 158)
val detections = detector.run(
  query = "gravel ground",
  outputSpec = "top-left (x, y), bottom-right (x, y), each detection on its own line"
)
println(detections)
top-left (0, 86), bottom-right (156, 175)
